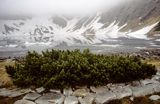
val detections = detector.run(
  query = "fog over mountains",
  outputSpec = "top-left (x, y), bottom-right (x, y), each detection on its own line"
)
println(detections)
top-left (0, 0), bottom-right (160, 47)
top-left (0, 0), bottom-right (125, 16)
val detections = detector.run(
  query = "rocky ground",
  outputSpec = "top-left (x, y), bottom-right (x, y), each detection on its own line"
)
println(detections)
top-left (0, 70), bottom-right (160, 104)
top-left (0, 48), bottom-right (160, 104)
top-left (135, 49), bottom-right (160, 60)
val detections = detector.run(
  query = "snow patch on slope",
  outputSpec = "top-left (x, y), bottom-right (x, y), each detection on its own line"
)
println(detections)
top-left (125, 23), bottom-right (159, 39)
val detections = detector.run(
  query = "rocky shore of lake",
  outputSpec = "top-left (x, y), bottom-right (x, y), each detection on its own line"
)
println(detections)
top-left (133, 48), bottom-right (160, 60)
top-left (0, 48), bottom-right (160, 61)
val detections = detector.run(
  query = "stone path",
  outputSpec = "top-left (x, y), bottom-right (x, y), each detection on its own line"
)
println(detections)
top-left (0, 71), bottom-right (160, 104)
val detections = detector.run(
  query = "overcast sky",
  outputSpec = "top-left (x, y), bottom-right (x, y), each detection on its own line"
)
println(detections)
top-left (0, 0), bottom-right (127, 16)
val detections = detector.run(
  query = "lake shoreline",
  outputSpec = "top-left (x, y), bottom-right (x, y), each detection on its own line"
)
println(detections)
top-left (0, 48), bottom-right (160, 61)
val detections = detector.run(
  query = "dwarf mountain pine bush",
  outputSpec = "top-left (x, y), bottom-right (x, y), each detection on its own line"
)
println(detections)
top-left (6, 49), bottom-right (156, 89)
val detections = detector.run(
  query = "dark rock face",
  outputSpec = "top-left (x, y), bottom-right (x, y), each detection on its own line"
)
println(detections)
top-left (154, 22), bottom-right (160, 31)
top-left (4, 25), bottom-right (16, 34)
top-left (52, 17), bottom-right (67, 28)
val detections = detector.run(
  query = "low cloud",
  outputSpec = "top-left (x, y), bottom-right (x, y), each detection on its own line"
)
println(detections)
top-left (0, 0), bottom-right (128, 16)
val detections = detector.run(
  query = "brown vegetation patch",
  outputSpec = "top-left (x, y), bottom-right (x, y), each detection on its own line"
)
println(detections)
top-left (0, 60), bottom-right (15, 88)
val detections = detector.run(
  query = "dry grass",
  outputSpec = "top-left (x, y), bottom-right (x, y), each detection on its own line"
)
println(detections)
top-left (144, 59), bottom-right (160, 69)
top-left (0, 60), bottom-right (15, 88)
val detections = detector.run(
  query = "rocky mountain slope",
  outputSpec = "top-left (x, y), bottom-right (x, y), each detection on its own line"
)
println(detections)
top-left (101, 0), bottom-right (160, 34)
top-left (0, 0), bottom-right (160, 47)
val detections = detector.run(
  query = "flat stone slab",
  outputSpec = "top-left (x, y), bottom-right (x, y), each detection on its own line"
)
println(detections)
top-left (149, 95), bottom-right (160, 101)
top-left (63, 88), bottom-right (73, 96)
top-left (35, 93), bottom-right (64, 104)
top-left (153, 83), bottom-right (160, 93)
top-left (48, 95), bottom-right (65, 104)
top-left (112, 86), bottom-right (132, 99)
top-left (130, 81), bottom-right (142, 87)
top-left (64, 96), bottom-right (78, 104)
top-left (90, 86), bottom-right (108, 94)
top-left (152, 75), bottom-right (160, 81)
top-left (0, 88), bottom-right (14, 97)
top-left (9, 89), bottom-right (31, 98)
top-left (36, 87), bottom-right (45, 93)
top-left (140, 79), bottom-right (154, 86)
top-left (107, 84), bottom-right (125, 91)
top-left (157, 71), bottom-right (160, 76)
top-left (140, 79), bottom-right (160, 86)
top-left (0, 88), bottom-right (31, 98)
top-left (78, 93), bottom-right (95, 104)
top-left (50, 89), bottom-right (61, 94)
top-left (95, 91), bottom-right (116, 104)
top-left (9, 89), bottom-right (31, 97)
top-left (72, 88), bottom-right (89, 97)
top-left (23, 92), bottom-right (41, 101)
top-left (14, 99), bottom-right (36, 104)
top-left (131, 84), bottom-right (155, 97)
